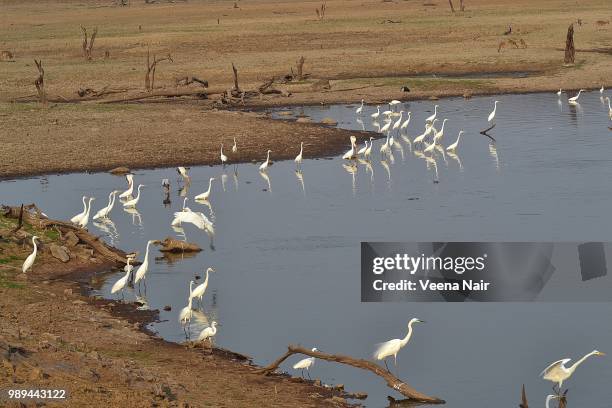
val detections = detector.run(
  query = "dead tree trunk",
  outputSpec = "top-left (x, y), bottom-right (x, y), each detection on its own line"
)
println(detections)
top-left (80, 26), bottom-right (98, 60)
top-left (459, 0), bottom-right (465, 11)
top-left (564, 24), bottom-right (575, 64)
top-left (254, 345), bottom-right (445, 404)
top-left (33, 59), bottom-right (47, 106)
top-left (520, 385), bottom-right (529, 408)
top-left (296, 56), bottom-right (305, 80)
top-left (448, 0), bottom-right (455, 12)
top-left (231, 63), bottom-right (240, 94)
top-left (145, 47), bottom-right (173, 91)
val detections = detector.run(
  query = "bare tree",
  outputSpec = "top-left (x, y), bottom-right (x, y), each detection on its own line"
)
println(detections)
top-left (34, 59), bottom-right (47, 106)
top-left (296, 56), bottom-right (305, 80)
top-left (448, 0), bottom-right (455, 12)
top-left (564, 24), bottom-right (575, 64)
top-left (315, 3), bottom-right (326, 20)
top-left (80, 26), bottom-right (98, 61)
top-left (459, 0), bottom-right (465, 11)
top-left (145, 47), bottom-right (173, 91)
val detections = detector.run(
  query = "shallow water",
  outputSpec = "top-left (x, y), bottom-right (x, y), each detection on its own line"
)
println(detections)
top-left (2, 92), bottom-right (612, 407)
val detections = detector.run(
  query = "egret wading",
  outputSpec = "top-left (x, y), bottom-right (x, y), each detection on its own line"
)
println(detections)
top-left (374, 318), bottom-right (425, 372)
top-left (134, 240), bottom-right (156, 291)
top-left (568, 89), bottom-right (585, 103)
top-left (446, 130), bottom-right (464, 152)
top-left (177, 166), bottom-right (190, 181)
top-left (93, 190), bottom-right (119, 220)
top-left (190, 267), bottom-right (215, 307)
top-left (356, 99), bottom-right (364, 115)
top-left (198, 321), bottom-right (218, 344)
top-left (371, 105), bottom-right (381, 119)
top-left (119, 174), bottom-right (134, 199)
top-left (259, 150), bottom-right (272, 172)
top-left (78, 197), bottom-right (96, 228)
top-left (426, 105), bottom-right (439, 123)
top-left (540, 350), bottom-right (605, 392)
top-left (123, 184), bottom-right (144, 208)
top-left (195, 178), bottom-right (215, 201)
top-left (70, 196), bottom-right (88, 224)
top-left (342, 136), bottom-right (357, 160)
top-left (293, 348), bottom-right (318, 379)
top-left (111, 257), bottom-right (134, 299)
top-left (22, 236), bottom-right (39, 273)
top-left (295, 142), bottom-right (304, 169)
top-left (488, 100), bottom-right (499, 122)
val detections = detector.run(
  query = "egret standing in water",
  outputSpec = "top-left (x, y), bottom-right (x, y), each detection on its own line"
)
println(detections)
top-left (293, 348), bottom-right (318, 379)
top-left (22, 236), bottom-right (39, 273)
top-left (556, 89), bottom-right (563, 97)
top-left (111, 257), bottom-right (134, 299)
top-left (364, 137), bottom-right (374, 159)
top-left (342, 136), bottom-right (357, 160)
top-left (400, 111), bottom-right (411, 130)
top-left (357, 140), bottom-right (369, 156)
top-left (295, 142), bottom-right (304, 169)
top-left (198, 321), bottom-right (218, 344)
top-left (259, 150), bottom-right (272, 172)
top-left (605, 97), bottom-right (611, 119)
top-left (93, 190), bottom-right (120, 220)
top-left (190, 267), bottom-right (215, 307)
top-left (425, 105), bottom-right (439, 123)
top-left (374, 318), bottom-right (425, 372)
top-left (355, 99), bottom-right (364, 115)
top-left (195, 178), bottom-right (215, 201)
top-left (540, 350), bottom-right (605, 392)
top-left (600, 85), bottom-right (604, 94)
top-left (122, 184), bottom-right (144, 208)
top-left (488, 100), bottom-right (499, 122)
top-left (568, 89), bottom-right (585, 103)
top-left (371, 105), bottom-right (381, 119)
top-left (78, 197), bottom-right (96, 228)
top-left (179, 282), bottom-right (195, 335)
top-left (70, 196), bottom-right (88, 224)
top-left (446, 130), bottom-right (464, 152)
top-left (119, 174), bottom-right (134, 199)
top-left (220, 144), bottom-right (228, 166)
top-left (134, 240), bottom-right (157, 290)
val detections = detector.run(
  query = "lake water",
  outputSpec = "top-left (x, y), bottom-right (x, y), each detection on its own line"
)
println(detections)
top-left (2, 92), bottom-right (612, 407)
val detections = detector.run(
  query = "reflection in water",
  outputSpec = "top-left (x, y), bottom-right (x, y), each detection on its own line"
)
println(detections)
top-left (93, 218), bottom-right (119, 245)
top-left (123, 207), bottom-right (143, 227)
top-left (342, 162), bottom-right (357, 195)
top-left (380, 159), bottom-right (391, 187)
top-left (259, 170), bottom-right (272, 192)
top-left (447, 151), bottom-right (464, 171)
top-left (489, 143), bottom-right (500, 171)
top-left (295, 170), bottom-right (305, 195)
top-left (221, 172), bottom-right (228, 192)
top-left (233, 167), bottom-right (239, 191)
top-left (178, 180), bottom-right (190, 197)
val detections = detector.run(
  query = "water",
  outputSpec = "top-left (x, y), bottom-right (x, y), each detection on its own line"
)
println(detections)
top-left (2, 92), bottom-right (612, 407)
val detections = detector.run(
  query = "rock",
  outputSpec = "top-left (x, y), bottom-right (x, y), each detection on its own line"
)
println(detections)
top-left (49, 244), bottom-right (70, 263)
top-left (109, 166), bottom-right (130, 175)
top-left (320, 117), bottom-right (338, 126)
top-left (333, 384), bottom-right (344, 391)
top-left (163, 305), bottom-right (172, 311)
top-left (330, 396), bottom-right (346, 405)
top-left (159, 237), bottom-right (202, 253)
top-left (352, 392), bottom-right (368, 399)
top-left (64, 231), bottom-right (79, 247)
top-left (313, 379), bottom-right (322, 386)
top-left (296, 117), bottom-right (312, 123)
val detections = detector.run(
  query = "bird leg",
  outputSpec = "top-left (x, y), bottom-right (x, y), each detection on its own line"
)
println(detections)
top-left (384, 359), bottom-right (391, 373)
top-left (301, 369), bottom-right (305, 379)
top-left (307, 370), bottom-right (311, 380)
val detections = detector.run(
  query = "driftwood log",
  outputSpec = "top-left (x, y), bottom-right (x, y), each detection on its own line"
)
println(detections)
top-left (159, 237), bottom-right (202, 253)
top-left (254, 345), bottom-right (445, 404)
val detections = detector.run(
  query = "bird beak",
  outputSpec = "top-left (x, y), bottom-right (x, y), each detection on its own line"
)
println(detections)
top-left (418, 319), bottom-right (426, 323)
top-left (597, 351), bottom-right (606, 356)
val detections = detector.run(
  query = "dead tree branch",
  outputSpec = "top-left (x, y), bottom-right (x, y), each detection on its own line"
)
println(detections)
top-left (80, 26), bottom-right (98, 60)
top-left (254, 345), bottom-right (445, 404)
top-left (231, 62), bottom-right (240, 94)
top-left (564, 24), bottom-right (575, 64)
top-left (448, 0), bottom-right (455, 12)
top-left (33, 59), bottom-right (47, 106)
top-left (144, 47), bottom-right (173, 91)
top-left (296, 56), bottom-right (305, 80)
top-left (175, 76), bottom-right (209, 88)
top-left (520, 385), bottom-right (529, 408)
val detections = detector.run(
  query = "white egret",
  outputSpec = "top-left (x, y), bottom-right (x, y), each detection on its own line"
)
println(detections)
top-left (357, 140), bottom-right (368, 156)
top-left (389, 100), bottom-right (401, 111)
top-left (93, 190), bottom-right (119, 220)
top-left (540, 350), bottom-right (605, 391)
top-left (122, 184), bottom-right (144, 208)
top-left (220, 144), bottom-right (228, 166)
top-left (488, 100), bottom-right (499, 122)
top-left (605, 97), bottom-right (611, 119)
top-left (356, 99), bottom-right (364, 115)
top-left (70, 196), bottom-right (88, 224)
top-left (342, 136), bottom-right (357, 160)
top-left (423, 140), bottom-right (436, 154)
top-left (177, 166), bottom-right (190, 182)
top-left (119, 174), bottom-right (134, 199)
top-left (232, 137), bottom-right (237, 153)
top-left (172, 210), bottom-right (214, 234)
top-left (295, 142), bottom-right (304, 168)
top-left (392, 111), bottom-right (404, 131)
top-left (568, 89), bottom-right (585, 103)
top-left (179, 282), bottom-right (195, 327)
top-left (433, 118), bottom-right (448, 143)
top-left (293, 348), bottom-right (318, 379)
top-left (425, 105), bottom-right (439, 123)
top-left (259, 149), bottom-right (272, 171)
top-left (556, 89), bottom-right (562, 96)
top-left (134, 240), bottom-right (156, 288)
top-left (364, 137), bottom-right (374, 159)
top-left (446, 130), bottom-right (464, 152)
top-left (545, 395), bottom-right (559, 408)
top-left (380, 134), bottom-right (390, 156)
top-left (374, 318), bottom-right (425, 371)
top-left (190, 267), bottom-right (215, 306)
top-left (195, 178), bottom-right (215, 201)
top-left (111, 257), bottom-right (133, 297)
top-left (382, 109), bottom-right (393, 118)
top-left (414, 120), bottom-right (436, 145)
top-left (400, 111), bottom-right (411, 130)
top-left (78, 197), bottom-right (96, 228)
top-left (198, 321), bottom-right (218, 343)
top-left (371, 105), bottom-right (381, 119)
top-left (600, 85), bottom-right (604, 94)
top-left (380, 120), bottom-right (392, 133)
top-left (22, 236), bottom-right (39, 273)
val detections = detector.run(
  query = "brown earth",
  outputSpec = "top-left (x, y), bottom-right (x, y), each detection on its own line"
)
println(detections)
top-left (0, 209), bottom-right (355, 407)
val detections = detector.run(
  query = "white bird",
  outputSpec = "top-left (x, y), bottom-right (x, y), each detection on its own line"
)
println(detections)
top-left (119, 174), bottom-right (134, 199)
top-left (198, 321), bottom-right (218, 343)
top-left (356, 99), bottom-right (364, 115)
top-left (389, 100), bottom-right (401, 110)
top-left (556, 89), bottom-right (563, 96)
top-left (600, 85), bottom-right (604, 94)
top-left (400, 111), bottom-right (411, 130)
top-left (342, 136), bottom-right (357, 160)
top-left (122, 184), bottom-right (144, 208)
top-left (232, 137), bottom-right (237, 153)
top-left (179, 282), bottom-right (195, 326)
top-left (70, 196), bottom-right (88, 224)
top-left (433, 118), bottom-right (448, 143)
top-left (357, 140), bottom-right (369, 156)
top-left (111, 257), bottom-right (133, 296)
top-left (605, 97), bottom-right (611, 119)
top-left (380, 120), bottom-right (392, 133)
top-left (220, 144), bottom-right (228, 166)
top-left (446, 130), bottom-right (464, 152)
top-left (546, 395), bottom-right (559, 408)
top-left (425, 105), bottom-right (439, 123)
top-left (488, 100), bottom-right (499, 122)
top-left (392, 111), bottom-right (404, 131)
top-left (195, 178), bottom-right (215, 201)
top-left (414, 120), bottom-right (436, 145)
top-left (22, 236), bottom-right (39, 273)
top-left (293, 347), bottom-right (318, 378)
top-left (568, 89), bottom-right (585, 103)
top-left (259, 149), bottom-right (272, 172)
top-left (374, 318), bottom-right (425, 371)
top-left (371, 105), bottom-right (381, 119)
top-left (382, 109), bottom-right (393, 118)
top-left (364, 137), bottom-right (374, 159)
top-left (172, 210), bottom-right (214, 234)
top-left (190, 267), bottom-right (215, 305)
top-left (177, 167), bottom-right (190, 181)
top-left (295, 142), bottom-right (304, 168)
top-left (134, 240), bottom-right (156, 287)
top-left (540, 350), bottom-right (605, 391)
top-left (423, 140), bottom-right (436, 154)
top-left (93, 190), bottom-right (119, 220)
top-left (380, 134), bottom-right (390, 155)
top-left (78, 197), bottom-right (96, 228)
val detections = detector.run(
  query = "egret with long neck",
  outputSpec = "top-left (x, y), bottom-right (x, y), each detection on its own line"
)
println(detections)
top-left (374, 318), bottom-right (425, 372)
top-left (190, 267), bottom-right (215, 307)
top-left (259, 150), bottom-right (272, 172)
top-left (22, 236), bottom-right (39, 273)
top-left (541, 350), bottom-right (605, 391)
top-left (295, 142), bottom-right (304, 169)
top-left (134, 240), bottom-right (156, 290)
top-left (78, 197), bottom-right (96, 228)
top-left (122, 184), bottom-right (144, 208)
top-left (195, 178), bottom-right (215, 201)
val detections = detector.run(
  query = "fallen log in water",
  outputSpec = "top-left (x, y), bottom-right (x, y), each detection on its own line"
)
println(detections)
top-left (254, 344), bottom-right (445, 404)
top-left (158, 237), bottom-right (202, 253)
